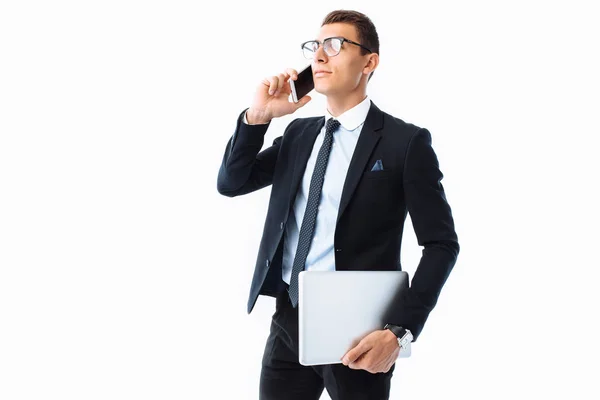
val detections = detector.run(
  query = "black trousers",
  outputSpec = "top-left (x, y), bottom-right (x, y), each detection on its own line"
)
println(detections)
top-left (259, 283), bottom-right (396, 400)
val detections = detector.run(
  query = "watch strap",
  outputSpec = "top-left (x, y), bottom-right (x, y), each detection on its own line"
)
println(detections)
top-left (384, 323), bottom-right (407, 338)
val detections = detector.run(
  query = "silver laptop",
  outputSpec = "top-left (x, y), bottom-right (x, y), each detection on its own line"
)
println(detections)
top-left (298, 270), bottom-right (410, 366)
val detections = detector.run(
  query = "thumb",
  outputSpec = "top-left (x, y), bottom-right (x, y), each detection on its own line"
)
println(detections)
top-left (342, 343), bottom-right (366, 365)
top-left (294, 95), bottom-right (312, 109)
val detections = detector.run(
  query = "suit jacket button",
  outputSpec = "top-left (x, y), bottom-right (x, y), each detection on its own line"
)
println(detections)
top-left (336, 248), bottom-right (342, 252)
top-left (280, 222), bottom-right (284, 230)
top-left (266, 260), bottom-right (270, 267)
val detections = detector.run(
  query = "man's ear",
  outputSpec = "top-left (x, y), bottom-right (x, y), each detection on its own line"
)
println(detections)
top-left (364, 53), bottom-right (379, 75)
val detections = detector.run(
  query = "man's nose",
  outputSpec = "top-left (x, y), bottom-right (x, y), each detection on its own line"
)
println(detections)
top-left (313, 44), bottom-right (327, 63)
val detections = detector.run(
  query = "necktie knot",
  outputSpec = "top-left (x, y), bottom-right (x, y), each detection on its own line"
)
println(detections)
top-left (326, 118), bottom-right (341, 135)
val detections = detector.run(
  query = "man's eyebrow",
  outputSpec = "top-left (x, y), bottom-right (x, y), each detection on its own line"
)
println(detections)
top-left (315, 36), bottom-right (340, 41)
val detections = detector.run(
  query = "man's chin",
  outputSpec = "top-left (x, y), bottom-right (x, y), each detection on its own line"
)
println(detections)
top-left (314, 86), bottom-right (331, 96)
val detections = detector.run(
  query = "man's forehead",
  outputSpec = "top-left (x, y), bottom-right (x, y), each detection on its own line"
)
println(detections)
top-left (316, 23), bottom-right (358, 41)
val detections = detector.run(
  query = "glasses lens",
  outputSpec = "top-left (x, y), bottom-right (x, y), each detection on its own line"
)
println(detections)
top-left (302, 41), bottom-right (318, 59)
top-left (324, 38), bottom-right (342, 56)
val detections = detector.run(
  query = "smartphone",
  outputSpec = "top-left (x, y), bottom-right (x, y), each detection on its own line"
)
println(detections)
top-left (290, 64), bottom-right (314, 103)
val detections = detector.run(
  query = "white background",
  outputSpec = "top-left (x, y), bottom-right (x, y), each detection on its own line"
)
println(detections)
top-left (1, 1), bottom-right (599, 399)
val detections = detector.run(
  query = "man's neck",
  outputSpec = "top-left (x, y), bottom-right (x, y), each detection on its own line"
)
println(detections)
top-left (325, 91), bottom-right (368, 117)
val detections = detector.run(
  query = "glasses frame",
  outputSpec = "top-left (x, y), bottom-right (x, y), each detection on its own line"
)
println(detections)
top-left (301, 36), bottom-right (373, 59)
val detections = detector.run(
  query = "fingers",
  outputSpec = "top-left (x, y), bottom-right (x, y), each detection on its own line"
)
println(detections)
top-left (267, 75), bottom-right (279, 95)
top-left (285, 68), bottom-right (299, 81)
top-left (343, 343), bottom-right (365, 365)
top-left (347, 346), bottom-right (396, 374)
top-left (348, 352), bottom-right (367, 369)
top-left (276, 73), bottom-right (287, 95)
top-left (268, 73), bottom-right (285, 96)
top-left (268, 69), bottom-right (299, 96)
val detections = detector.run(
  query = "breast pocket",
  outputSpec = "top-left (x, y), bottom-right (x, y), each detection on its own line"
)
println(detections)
top-left (355, 169), bottom-right (399, 216)
top-left (361, 169), bottom-right (394, 180)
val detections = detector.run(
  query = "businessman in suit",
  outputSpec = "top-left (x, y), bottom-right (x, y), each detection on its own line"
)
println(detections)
top-left (217, 9), bottom-right (459, 400)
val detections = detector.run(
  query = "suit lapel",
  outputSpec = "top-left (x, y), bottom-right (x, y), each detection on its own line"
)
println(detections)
top-left (336, 101), bottom-right (384, 224)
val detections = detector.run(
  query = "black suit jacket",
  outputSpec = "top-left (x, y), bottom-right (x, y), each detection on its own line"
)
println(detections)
top-left (217, 100), bottom-right (459, 341)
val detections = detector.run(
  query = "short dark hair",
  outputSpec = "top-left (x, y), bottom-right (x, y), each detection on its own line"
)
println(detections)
top-left (321, 10), bottom-right (379, 81)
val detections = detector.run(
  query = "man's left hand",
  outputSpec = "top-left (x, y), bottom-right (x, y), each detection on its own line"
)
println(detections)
top-left (341, 329), bottom-right (400, 374)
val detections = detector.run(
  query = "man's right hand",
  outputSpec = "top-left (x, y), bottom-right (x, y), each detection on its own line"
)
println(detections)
top-left (246, 68), bottom-right (312, 125)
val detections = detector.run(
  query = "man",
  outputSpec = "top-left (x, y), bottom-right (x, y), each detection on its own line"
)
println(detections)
top-left (217, 9), bottom-right (459, 400)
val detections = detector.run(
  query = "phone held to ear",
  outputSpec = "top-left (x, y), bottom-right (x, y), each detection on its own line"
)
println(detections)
top-left (290, 64), bottom-right (314, 103)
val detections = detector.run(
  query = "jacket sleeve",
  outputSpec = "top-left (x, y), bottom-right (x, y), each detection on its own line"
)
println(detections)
top-left (216, 108), bottom-right (295, 197)
top-left (387, 127), bottom-right (460, 342)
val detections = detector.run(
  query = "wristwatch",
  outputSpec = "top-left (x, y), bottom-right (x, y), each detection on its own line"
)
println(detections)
top-left (384, 324), bottom-right (413, 350)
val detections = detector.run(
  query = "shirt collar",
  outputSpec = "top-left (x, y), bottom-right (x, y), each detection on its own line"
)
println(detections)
top-left (324, 95), bottom-right (371, 131)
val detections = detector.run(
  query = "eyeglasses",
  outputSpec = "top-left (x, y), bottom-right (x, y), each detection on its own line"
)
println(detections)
top-left (301, 36), bottom-right (373, 59)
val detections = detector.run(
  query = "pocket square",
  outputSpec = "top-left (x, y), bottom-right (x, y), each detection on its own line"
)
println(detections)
top-left (371, 159), bottom-right (384, 171)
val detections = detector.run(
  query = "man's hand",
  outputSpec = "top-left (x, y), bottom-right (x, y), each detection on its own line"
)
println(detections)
top-left (341, 329), bottom-right (400, 374)
top-left (247, 68), bottom-right (312, 124)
